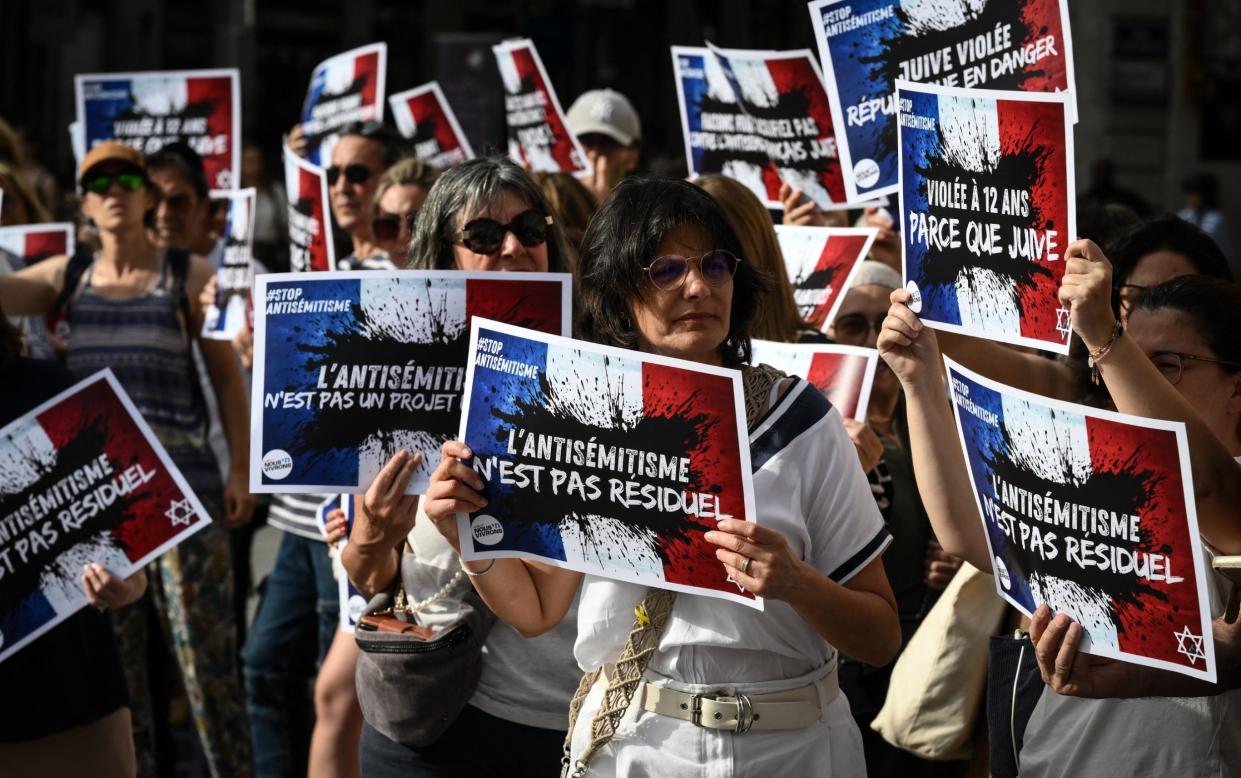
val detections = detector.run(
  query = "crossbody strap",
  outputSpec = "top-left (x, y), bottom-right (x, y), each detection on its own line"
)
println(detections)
top-left (561, 364), bottom-right (785, 777)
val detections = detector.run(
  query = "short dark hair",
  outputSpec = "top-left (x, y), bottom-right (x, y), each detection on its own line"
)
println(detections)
top-left (1109, 214), bottom-right (1233, 314)
top-left (146, 141), bottom-right (209, 201)
top-left (1133, 276), bottom-right (1241, 370)
top-left (406, 156), bottom-right (572, 273)
top-left (576, 176), bottom-right (769, 366)
top-left (337, 121), bottom-right (403, 169)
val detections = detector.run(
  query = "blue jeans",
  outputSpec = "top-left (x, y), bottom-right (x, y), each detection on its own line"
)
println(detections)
top-left (242, 531), bottom-right (338, 778)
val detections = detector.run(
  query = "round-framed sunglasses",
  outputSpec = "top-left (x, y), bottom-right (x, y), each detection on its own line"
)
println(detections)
top-left (643, 250), bottom-right (740, 291)
top-left (326, 163), bottom-right (374, 187)
top-left (372, 209), bottom-right (417, 243)
top-left (454, 209), bottom-right (552, 255)
top-left (83, 171), bottom-right (145, 195)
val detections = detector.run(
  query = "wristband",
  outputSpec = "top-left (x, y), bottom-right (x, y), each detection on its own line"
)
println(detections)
top-left (462, 559), bottom-right (496, 577)
top-left (1087, 321), bottom-right (1124, 386)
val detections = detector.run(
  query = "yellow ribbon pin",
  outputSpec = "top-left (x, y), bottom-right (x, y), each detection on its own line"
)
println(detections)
top-left (633, 603), bottom-right (651, 628)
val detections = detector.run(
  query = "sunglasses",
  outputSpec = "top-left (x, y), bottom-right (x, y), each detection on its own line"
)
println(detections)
top-left (454, 209), bottom-right (552, 255)
top-left (643, 250), bottom-right (739, 291)
top-left (326, 163), bottom-right (374, 187)
top-left (832, 313), bottom-right (887, 342)
top-left (83, 171), bottom-right (145, 195)
top-left (372, 209), bottom-right (417, 243)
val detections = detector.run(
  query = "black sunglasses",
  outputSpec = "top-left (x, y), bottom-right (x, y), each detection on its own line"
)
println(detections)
top-left (83, 171), bottom-right (145, 195)
top-left (454, 209), bottom-right (552, 255)
top-left (326, 163), bottom-right (374, 187)
top-left (643, 250), bottom-right (739, 291)
top-left (372, 209), bottom-right (418, 242)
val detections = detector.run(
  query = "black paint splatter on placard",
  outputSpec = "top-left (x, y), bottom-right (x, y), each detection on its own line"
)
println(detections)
top-left (282, 283), bottom-right (548, 472)
top-left (793, 263), bottom-right (842, 298)
top-left (915, 123), bottom-right (1053, 313)
top-left (485, 359), bottom-right (720, 567)
top-left (694, 87), bottom-right (827, 180)
top-left (0, 416), bottom-right (142, 616)
top-left (983, 423), bottom-right (1167, 632)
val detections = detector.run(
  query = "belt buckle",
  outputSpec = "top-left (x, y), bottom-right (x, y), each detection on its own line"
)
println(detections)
top-left (688, 691), bottom-right (756, 734)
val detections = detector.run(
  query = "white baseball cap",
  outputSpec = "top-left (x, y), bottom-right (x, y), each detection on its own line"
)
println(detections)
top-left (566, 89), bottom-right (641, 147)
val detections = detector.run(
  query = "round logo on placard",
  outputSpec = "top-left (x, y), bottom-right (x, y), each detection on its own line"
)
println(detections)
top-left (905, 280), bottom-right (923, 314)
top-left (994, 556), bottom-right (1011, 590)
top-left (471, 514), bottom-right (504, 546)
top-left (854, 159), bottom-right (880, 189)
top-left (262, 449), bottom-right (294, 480)
top-left (347, 595), bottom-right (367, 623)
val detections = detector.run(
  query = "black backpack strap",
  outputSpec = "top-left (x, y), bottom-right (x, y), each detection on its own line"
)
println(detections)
top-left (52, 246), bottom-right (96, 319)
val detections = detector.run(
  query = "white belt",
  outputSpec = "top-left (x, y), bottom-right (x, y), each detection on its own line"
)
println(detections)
top-left (635, 667), bottom-right (836, 734)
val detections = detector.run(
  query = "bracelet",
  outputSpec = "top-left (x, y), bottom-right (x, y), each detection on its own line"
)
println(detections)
top-left (461, 559), bottom-right (496, 577)
top-left (1087, 321), bottom-right (1124, 386)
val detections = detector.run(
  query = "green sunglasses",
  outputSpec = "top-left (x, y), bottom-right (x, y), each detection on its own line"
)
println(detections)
top-left (83, 171), bottom-right (145, 195)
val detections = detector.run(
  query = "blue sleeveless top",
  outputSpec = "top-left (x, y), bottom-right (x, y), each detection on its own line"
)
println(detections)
top-left (65, 255), bottom-right (223, 498)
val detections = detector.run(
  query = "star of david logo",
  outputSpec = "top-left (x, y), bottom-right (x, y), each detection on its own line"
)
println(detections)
top-left (725, 573), bottom-right (748, 593)
top-left (1174, 625), bottom-right (1206, 665)
top-left (165, 498), bottom-right (196, 527)
top-left (1055, 307), bottom-right (1072, 338)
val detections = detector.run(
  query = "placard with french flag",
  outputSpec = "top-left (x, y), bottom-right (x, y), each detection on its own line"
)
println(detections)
top-left (301, 43), bottom-right (387, 167)
top-left (808, 0), bottom-right (1077, 201)
top-left (75, 69), bottom-right (240, 190)
top-left (0, 370), bottom-right (211, 664)
top-left (899, 80), bottom-right (1075, 353)
top-left (316, 494), bottom-right (365, 633)
top-left (251, 270), bottom-right (572, 496)
top-left (389, 82), bottom-right (474, 168)
top-left (456, 319), bottom-right (760, 607)
top-left (775, 225), bottom-right (878, 333)
top-left (672, 44), bottom-right (849, 210)
top-left (202, 188), bottom-right (255, 341)
top-left (945, 356), bottom-right (1215, 681)
top-left (750, 341), bottom-right (878, 422)
top-left (284, 145), bottom-right (335, 273)
top-left (0, 224), bottom-right (74, 268)
top-left (493, 38), bottom-right (588, 175)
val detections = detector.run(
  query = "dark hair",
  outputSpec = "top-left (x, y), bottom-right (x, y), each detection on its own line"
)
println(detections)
top-left (1076, 201), bottom-right (1139, 252)
top-left (146, 141), bottom-right (209, 201)
top-left (337, 121), bottom-right (403, 169)
top-left (1108, 214), bottom-right (1233, 313)
top-left (406, 156), bottom-right (572, 273)
top-left (576, 176), bottom-right (769, 366)
top-left (1132, 276), bottom-right (1241, 370)
top-left (531, 171), bottom-right (596, 259)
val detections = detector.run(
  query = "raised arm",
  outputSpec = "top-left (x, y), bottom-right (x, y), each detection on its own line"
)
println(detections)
top-left (425, 440), bottom-right (581, 638)
top-left (878, 288), bottom-right (994, 571)
top-left (1059, 239), bottom-right (1241, 554)
top-left (187, 256), bottom-right (255, 527)
top-left (0, 254), bottom-right (69, 317)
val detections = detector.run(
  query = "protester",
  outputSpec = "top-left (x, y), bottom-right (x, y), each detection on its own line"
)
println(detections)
top-left (288, 120), bottom-right (400, 268)
top-left (0, 309), bottom-right (146, 778)
top-left (242, 142), bottom-right (290, 272)
top-left (531, 171), bottom-right (596, 261)
top-left (341, 156), bottom-right (580, 777)
top-left (369, 157), bottom-right (439, 262)
top-left (147, 142), bottom-right (223, 264)
top-left (419, 176), bottom-right (899, 776)
top-left (877, 243), bottom-right (1241, 775)
top-left (0, 160), bottom-right (57, 359)
top-left (694, 174), bottom-right (821, 343)
top-left (566, 88), bottom-right (641, 205)
top-left (1177, 172), bottom-right (1232, 267)
top-left (0, 140), bottom-right (255, 778)
top-left (777, 181), bottom-right (849, 228)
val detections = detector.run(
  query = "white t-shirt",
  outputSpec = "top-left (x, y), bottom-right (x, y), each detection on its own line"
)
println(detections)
top-left (407, 508), bottom-right (581, 731)
top-left (574, 379), bottom-right (892, 684)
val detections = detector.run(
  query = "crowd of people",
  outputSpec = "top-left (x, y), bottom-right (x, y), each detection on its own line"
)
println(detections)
top-left (0, 54), bottom-right (1239, 778)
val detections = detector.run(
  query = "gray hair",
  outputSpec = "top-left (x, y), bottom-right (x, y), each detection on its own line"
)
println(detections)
top-left (405, 156), bottom-right (572, 272)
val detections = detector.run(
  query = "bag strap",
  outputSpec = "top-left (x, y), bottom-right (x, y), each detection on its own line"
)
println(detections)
top-left (561, 587), bottom-right (677, 778)
top-left (51, 245), bottom-right (95, 320)
top-left (562, 364), bottom-right (784, 777)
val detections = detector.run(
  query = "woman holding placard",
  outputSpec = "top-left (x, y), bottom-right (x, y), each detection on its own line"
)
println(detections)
top-left (341, 156), bottom-right (581, 778)
top-left (421, 177), bottom-right (900, 777)
top-left (876, 240), bottom-right (1241, 776)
